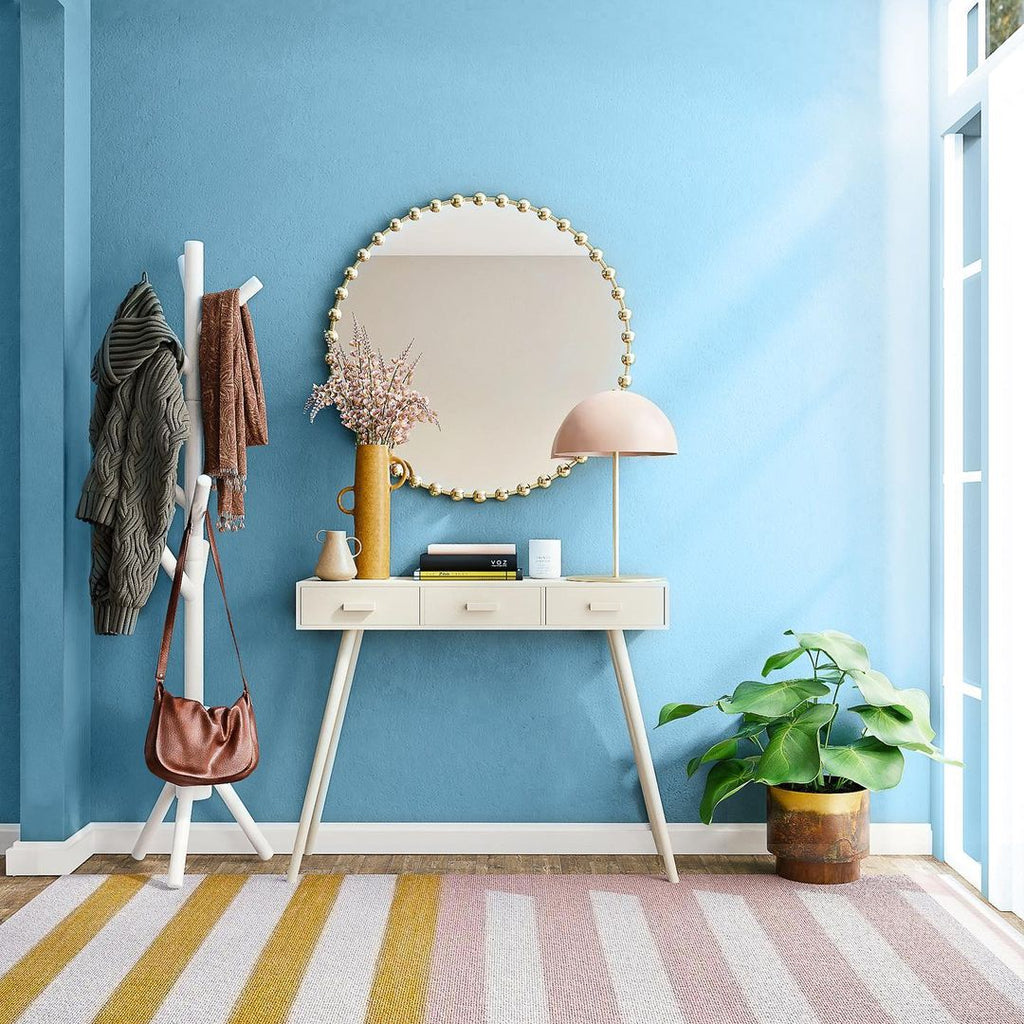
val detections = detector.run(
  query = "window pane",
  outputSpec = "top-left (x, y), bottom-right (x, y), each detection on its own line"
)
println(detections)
top-left (962, 695), bottom-right (985, 862)
top-left (968, 4), bottom-right (981, 73)
top-left (963, 274), bottom-right (985, 471)
top-left (963, 481), bottom-right (986, 692)
top-left (963, 134), bottom-right (982, 266)
top-left (988, 0), bottom-right (1023, 54)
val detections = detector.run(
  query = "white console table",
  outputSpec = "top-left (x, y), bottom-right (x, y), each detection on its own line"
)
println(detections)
top-left (288, 577), bottom-right (678, 883)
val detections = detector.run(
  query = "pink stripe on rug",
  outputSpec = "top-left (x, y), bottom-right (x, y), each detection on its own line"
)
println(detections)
top-left (532, 878), bottom-right (622, 1024)
top-left (741, 876), bottom-right (880, 1024)
top-left (422, 873), bottom-right (1024, 1024)
top-left (424, 875), bottom-right (487, 1024)
top-left (581, 875), bottom-right (756, 1024)
top-left (425, 875), bottom-right (623, 1024)
top-left (905, 867), bottom-right (1024, 976)
top-left (853, 877), bottom-right (1024, 1024)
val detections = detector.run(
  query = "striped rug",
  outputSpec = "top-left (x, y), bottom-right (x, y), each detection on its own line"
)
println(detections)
top-left (0, 870), bottom-right (1021, 1023)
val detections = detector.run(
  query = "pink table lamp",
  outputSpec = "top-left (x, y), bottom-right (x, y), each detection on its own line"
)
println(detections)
top-left (551, 389), bottom-right (677, 581)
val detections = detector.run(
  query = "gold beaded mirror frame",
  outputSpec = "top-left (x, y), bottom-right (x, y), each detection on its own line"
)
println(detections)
top-left (322, 192), bottom-right (635, 503)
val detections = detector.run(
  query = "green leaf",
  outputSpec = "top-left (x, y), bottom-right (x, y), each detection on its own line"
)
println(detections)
top-left (908, 745), bottom-right (963, 767)
top-left (734, 718), bottom-right (770, 739)
top-left (900, 689), bottom-right (936, 742)
top-left (755, 718), bottom-right (822, 786)
top-left (657, 702), bottom-right (708, 727)
top-left (794, 702), bottom-right (838, 729)
top-left (820, 737), bottom-right (905, 790)
top-left (851, 700), bottom-right (955, 762)
top-left (761, 648), bottom-right (805, 677)
top-left (849, 669), bottom-right (915, 720)
top-left (786, 629), bottom-right (870, 673)
top-left (687, 719), bottom-right (770, 779)
top-left (699, 758), bottom-right (756, 825)
top-left (718, 678), bottom-right (830, 718)
top-left (851, 700), bottom-right (935, 749)
top-left (686, 737), bottom-right (739, 778)
top-left (765, 703), bottom-right (819, 736)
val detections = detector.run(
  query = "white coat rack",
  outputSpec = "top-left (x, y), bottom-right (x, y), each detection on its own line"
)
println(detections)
top-left (131, 240), bottom-right (273, 889)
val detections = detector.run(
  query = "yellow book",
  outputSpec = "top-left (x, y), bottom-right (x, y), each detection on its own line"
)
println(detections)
top-left (413, 570), bottom-right (523, 580)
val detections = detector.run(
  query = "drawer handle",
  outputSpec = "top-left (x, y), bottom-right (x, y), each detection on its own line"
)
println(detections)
top-left (588, 602), bottom-right (622, 613)
top-left (341, 602), bottom-right (376, 612)
top-left (465, 602), bottom-right (499, 612)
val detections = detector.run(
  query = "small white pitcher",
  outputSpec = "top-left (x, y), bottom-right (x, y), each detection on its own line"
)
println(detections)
top-left (314, 530), bottom-right (362, 581)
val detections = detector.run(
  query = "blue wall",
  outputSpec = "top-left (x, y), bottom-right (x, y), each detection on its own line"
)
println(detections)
top-left (17, 0), bottom-right (93, 841)
top-left (0, 0), bottom-right (20, 824)
top-left (81, 0), bottom-right (932, 826)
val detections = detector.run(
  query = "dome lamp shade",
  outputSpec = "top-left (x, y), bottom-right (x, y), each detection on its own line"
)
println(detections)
top-left (550, 389), bottom-right (677, 581)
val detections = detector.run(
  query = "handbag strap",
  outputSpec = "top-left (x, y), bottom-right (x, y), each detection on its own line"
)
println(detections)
top-left (156, 510), bottom-right (248, 692)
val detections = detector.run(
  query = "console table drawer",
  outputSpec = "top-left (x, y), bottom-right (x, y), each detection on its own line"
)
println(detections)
top-left (300, 586), bottom-right (420, 628)
top-left (422, 585), bottom-right (543, 628)
top-left (546, 586), bottom-right (666, 628)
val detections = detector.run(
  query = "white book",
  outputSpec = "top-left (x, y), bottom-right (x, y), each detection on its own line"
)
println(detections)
top-left (426, 543), bottom-right (516, 555)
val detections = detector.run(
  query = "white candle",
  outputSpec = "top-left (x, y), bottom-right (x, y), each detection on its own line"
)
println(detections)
top-left (529, 539), bottom-right (561, 579)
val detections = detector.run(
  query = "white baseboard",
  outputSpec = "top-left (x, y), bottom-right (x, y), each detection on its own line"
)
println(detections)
top-left (3, 821), bottom-right (932, 876)
top-left (4, 823), bottom-right (93, 877)
top-left (0, 825), bottom-right (19, 856)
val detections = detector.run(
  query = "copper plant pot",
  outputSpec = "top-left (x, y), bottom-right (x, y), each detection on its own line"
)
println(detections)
top-left (336, 445), bottom-right (410, 580)
top-left (766, 784), bottom-right (869, 884)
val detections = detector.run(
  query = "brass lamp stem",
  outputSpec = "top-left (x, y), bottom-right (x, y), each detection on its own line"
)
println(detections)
top-left (612, 451), bottom-right (620, 578)
top-left (566, 448), bottom-right (662, 583)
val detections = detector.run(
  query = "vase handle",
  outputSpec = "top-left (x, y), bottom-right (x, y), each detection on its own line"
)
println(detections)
top-left (337, 486), bottom-right (356, 515)
top-left (389, 456), bottom-right (412, 491)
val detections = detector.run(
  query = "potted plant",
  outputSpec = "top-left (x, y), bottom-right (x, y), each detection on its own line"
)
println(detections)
top-left (658, 630), bottom-right (954, 883)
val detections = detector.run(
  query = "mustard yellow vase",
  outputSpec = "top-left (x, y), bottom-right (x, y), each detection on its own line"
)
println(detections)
top-left (337, 445), bottom-right (410, 579)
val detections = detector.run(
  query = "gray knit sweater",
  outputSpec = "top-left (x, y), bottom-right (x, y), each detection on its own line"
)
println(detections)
top-left (77, 276), bottom-right (189, 635)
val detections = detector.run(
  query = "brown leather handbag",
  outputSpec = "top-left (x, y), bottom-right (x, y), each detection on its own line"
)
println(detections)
top-left (145, 510), bottom-right (259, 787)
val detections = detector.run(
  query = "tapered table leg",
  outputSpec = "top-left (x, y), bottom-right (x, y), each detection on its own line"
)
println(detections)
top-left (607, 629), bottom-right (678, 883)
top-left (305, 630), bottom-right (363, 855)
top-left (288, 629), bottom-right (361, 883)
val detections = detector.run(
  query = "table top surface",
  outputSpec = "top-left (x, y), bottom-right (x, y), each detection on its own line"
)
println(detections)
top-left (297, 576), bottom-right (668, 587)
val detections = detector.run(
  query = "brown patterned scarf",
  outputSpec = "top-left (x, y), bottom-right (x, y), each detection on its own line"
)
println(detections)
top-left (199, 290), bottom-right (268, 531)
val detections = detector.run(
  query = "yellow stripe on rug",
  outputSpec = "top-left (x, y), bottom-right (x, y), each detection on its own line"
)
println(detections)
top-left (226, 873), bottom-right (344, 1024)
top-left (0, 874), bottom-right (146, 1024)
top-left (365, 874), bottom-right (442, 1024)
top-left (93, 874), bottom-right (247, 1024)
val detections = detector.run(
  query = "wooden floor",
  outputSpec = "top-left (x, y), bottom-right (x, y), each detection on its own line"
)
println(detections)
top-left (4, 852), bottom-right (1019, 933)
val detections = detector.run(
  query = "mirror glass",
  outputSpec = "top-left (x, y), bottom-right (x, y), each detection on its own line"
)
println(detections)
top-left (331, 197), bottom-right (631, 500)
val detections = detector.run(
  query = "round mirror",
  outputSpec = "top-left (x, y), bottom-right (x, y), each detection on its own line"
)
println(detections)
top-left (321, 193), bottom-right (635, 502)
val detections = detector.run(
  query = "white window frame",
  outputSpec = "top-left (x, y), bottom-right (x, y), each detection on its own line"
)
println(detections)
top-left (941, 128), bottom-right (984, 892)
top-left (948, 0), bottom-right (988, 91)
top-left (985, 41), bottom-right (1024, 920)
top-left (937, 0), bottom-right (1024, 913)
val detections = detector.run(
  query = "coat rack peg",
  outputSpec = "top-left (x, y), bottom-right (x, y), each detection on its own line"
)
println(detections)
top-left (238, 276), bottom-right (263, 304)
top-left (178, 254), bottom-right (262, 306)
top-left (159, 546), bottom-right (195, 600)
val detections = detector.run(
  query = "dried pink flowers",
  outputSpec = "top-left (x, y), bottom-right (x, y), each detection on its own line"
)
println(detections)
top-left (306, 316), bottom-right (440, 447)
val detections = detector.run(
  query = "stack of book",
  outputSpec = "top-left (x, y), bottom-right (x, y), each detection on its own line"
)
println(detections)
top-left (414, 543), bottom-right (522, 580)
